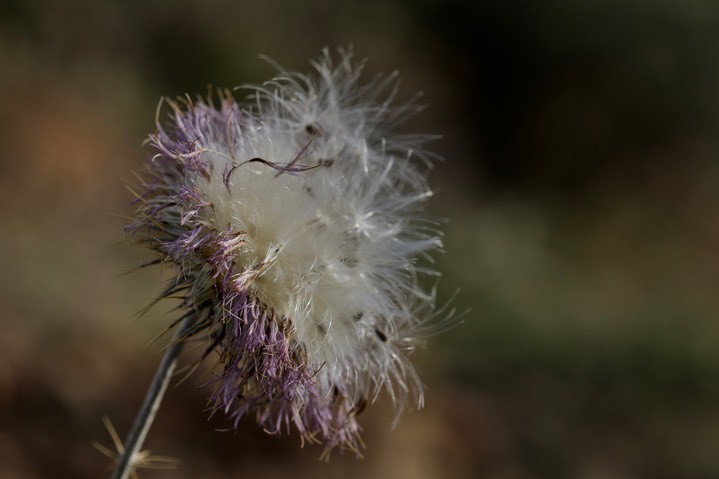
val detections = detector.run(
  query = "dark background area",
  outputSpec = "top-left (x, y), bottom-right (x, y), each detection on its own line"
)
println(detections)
top-left (2, 1), bottom-right (719, 478)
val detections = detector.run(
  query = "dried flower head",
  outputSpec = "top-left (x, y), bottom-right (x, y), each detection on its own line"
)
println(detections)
top-left (127, 48), bottom-right (445, 456)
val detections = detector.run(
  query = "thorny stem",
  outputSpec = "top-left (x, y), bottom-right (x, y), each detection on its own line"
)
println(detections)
top-left (110, 314), bottom-right (196, 479)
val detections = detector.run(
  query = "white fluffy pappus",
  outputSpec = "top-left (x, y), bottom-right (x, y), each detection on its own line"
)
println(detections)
top-left (135, 48), bottom-right (449, 453)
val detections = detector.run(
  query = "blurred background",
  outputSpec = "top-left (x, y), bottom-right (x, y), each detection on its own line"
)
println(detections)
top-left (2, 0), bottom-right (719, 478)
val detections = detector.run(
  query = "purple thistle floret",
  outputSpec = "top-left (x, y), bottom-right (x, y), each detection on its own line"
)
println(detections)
top-left (127, 49), bottom-right (446, 456)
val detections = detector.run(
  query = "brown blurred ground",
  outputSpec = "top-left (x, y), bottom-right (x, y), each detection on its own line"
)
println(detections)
top-left (2, 1), bottom-right (719, 478)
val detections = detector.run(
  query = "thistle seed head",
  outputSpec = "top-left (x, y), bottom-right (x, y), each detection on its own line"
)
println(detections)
top-left (127, 48), bottom-right (446, 456)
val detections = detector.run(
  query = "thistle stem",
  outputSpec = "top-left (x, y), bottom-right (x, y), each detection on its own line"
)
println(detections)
top-left (110, 314), bottom-right (195, 479)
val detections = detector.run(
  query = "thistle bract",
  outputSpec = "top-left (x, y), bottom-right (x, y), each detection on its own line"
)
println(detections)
top-left (128, 49), bottom-right (443, 455)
